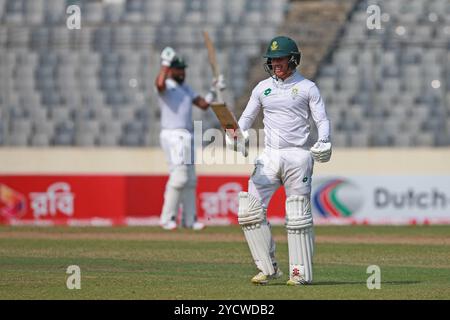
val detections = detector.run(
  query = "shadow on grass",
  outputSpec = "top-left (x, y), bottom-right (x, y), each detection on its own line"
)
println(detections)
top-left (267, 280), bottom-right (421, 286)
top-left (313, 280), bottom-right (421, 286)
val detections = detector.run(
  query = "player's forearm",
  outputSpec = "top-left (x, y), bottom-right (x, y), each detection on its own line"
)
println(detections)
top-left (238, 101), bottom-right (260, 131)
top-left (155, 66), bottom-right (170, 92)
top-left (238, 116), bottom-right (253, 132)
top-left (315, 118), bottom-right (331, 141)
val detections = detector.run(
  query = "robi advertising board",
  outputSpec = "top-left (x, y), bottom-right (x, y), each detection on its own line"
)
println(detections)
top-left (0, 176), bottom-right (126, 226)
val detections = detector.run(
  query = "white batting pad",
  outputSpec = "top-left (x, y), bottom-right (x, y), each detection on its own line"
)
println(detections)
top-left (285, 195), bottom-right (314, 284)
top-left (180, 186), bottom-right (196, 227)
top-left (161, 165), bottom-right (196, 225)
top-left (180, 166), bottom-right (197, 227)
top-left (160, 184), bottom-right (182, 225)
top-left (238, 192), bottom-right (275, 276)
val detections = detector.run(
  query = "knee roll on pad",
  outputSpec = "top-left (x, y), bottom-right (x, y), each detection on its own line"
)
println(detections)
top-left (168, 165), bottom-right (191, 189)
top-left (285, 195), bottom-right (314, 284)
top-left (238, 192), bottom-right (275, 275)
top-left (285, 195), bottom-right (313, 229)
top-left (238, 192), bottom-right (265, 225)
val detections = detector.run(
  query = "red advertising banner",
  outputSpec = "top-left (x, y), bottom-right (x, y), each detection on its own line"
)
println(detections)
top-left (0, 175), bottom-right (126, 226)
top-left (1, 175), bottom-right (447, 226)
top-left (0, 175), bottom-right (286, 226)
top-left (195, 176), bottom-right (286, 225)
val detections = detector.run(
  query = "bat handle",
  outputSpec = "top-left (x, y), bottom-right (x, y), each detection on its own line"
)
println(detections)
top-left (216, 88), bottom-right (224, 103)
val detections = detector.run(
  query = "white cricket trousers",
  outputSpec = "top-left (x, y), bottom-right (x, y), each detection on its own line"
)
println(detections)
top-left (248, 147), bottom-right (314, 210)
top-left (159, 129), bottom-right (197, 227)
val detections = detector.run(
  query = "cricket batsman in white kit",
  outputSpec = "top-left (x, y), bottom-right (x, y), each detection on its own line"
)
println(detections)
top-left (227, 36), bottom-right (332, 285)
top-left (156, 47), bottom-right (225, 230)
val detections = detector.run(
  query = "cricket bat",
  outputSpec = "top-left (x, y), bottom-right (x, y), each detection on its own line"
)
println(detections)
top-left (203, 31), bottom-right (248, 157)
top-left (202, 31), bottom-right (224, 103)
top-left (211, 102), bottom-right (248, 157)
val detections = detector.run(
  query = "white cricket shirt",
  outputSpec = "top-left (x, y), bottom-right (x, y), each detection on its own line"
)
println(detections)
top-left (157, 78), bottom-right (198, 133)
top-left (238, 71), bottom-right (330, 149)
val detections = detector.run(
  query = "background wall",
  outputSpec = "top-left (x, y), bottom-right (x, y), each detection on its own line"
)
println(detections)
top-left (1, 147), bottom-right (449, 174)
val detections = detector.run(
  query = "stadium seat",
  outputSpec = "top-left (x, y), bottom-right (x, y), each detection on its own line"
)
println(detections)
top-left (30, 133), bottom-right (50, 147)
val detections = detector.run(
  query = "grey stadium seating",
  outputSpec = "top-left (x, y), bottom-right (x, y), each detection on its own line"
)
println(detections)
top-left (316, 0), bottom-right (450, 147)
top-left (1, 0), bottom-right (448, 147)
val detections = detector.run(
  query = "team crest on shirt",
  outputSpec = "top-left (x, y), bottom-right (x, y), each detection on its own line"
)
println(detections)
top-left (291, 87), bottom-right (299, 100)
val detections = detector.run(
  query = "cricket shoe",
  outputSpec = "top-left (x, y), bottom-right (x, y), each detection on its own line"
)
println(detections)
top-left (286, 275), bottom-right (310, 286)
top-left (251, 267), bottom-right (283, 285)
top-left (161, 221), bottom-right (177, 231)
top-left (191, 221), bottom-right (205, 230)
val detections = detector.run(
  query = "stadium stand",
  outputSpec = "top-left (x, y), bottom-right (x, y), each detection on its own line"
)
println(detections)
top-left (0, 0), bottom-right (449, 147)
top-left (315, 0), bottom-right (450, 147)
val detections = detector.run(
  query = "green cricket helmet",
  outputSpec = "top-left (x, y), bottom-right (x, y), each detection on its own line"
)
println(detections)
top-left (170, 56), bottom-right (188, 69)
top-left (263, 36), bottom-right (301, 75)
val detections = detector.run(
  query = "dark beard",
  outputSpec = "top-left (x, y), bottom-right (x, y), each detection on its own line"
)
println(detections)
top-left (173, 76), bottom-right (185, 84)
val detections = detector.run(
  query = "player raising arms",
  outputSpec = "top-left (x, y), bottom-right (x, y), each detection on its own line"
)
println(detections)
top-left (155, 47), bottom-right (225, 230)
top-left (228, 36), bottom-right (332, 285)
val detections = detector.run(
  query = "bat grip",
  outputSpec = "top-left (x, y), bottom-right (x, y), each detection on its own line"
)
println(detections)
top-left (216, 87), bottom-right (224, 103)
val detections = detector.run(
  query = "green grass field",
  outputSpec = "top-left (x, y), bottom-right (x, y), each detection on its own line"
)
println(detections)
top-left (0, 225), bottom-right (449, 299)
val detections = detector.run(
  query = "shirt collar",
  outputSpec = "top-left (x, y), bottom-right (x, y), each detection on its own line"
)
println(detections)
top-left (273, 71), bottom-right (303, 87)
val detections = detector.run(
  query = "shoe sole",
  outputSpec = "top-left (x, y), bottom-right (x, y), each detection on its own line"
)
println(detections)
top-left (251, 279), bottom-right (269, 285)
top-left (251, 271), bottom-right (283, 285)
top-left (286, 279), bottom-right (310, 286)
top-left (161, 226), bottom-right (177, 230)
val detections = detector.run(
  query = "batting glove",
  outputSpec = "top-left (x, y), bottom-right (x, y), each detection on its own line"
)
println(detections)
top-left (225, 129), bottom-right (249, 157)
top-left (212, 74), bottom-right (226, 91)
top-left (205, 74), bottom-right (226, 103)
top-left (160, 47), bottom-right (176, 67)
top-left (310, 139), bottom-right (332, 163)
